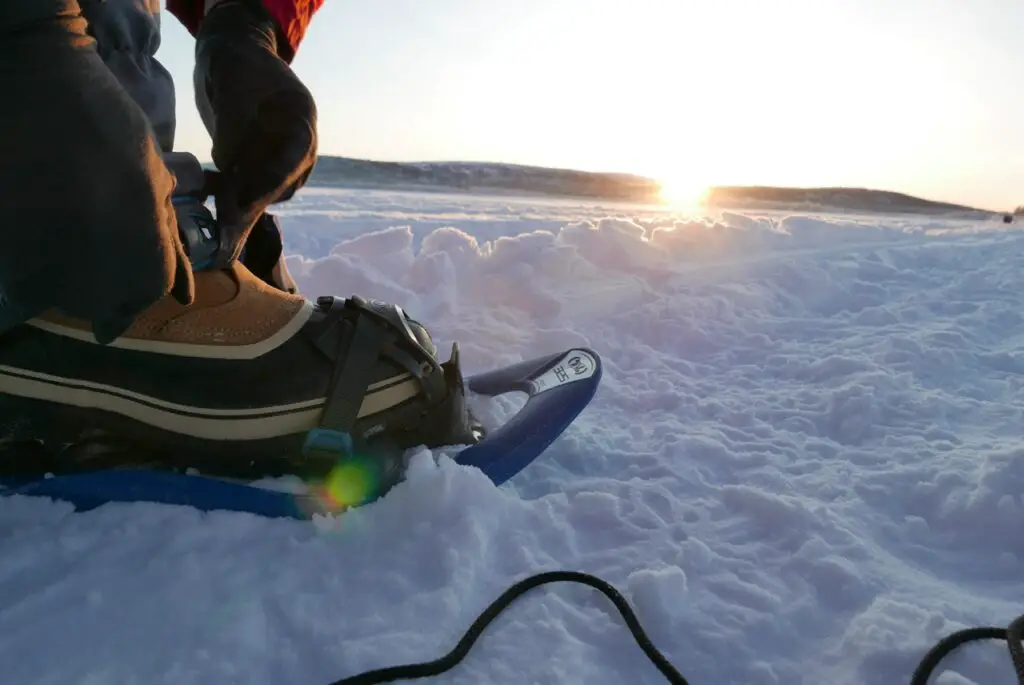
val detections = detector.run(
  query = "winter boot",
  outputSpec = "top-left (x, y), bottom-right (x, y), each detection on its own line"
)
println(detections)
top-left (0, 262), bottom-right (481, 493)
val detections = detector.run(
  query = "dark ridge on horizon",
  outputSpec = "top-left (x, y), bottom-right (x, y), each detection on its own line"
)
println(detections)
top-left (293, 155), bottom-right (992, 215)
top-left (703, 185), bottom-right (986, 214)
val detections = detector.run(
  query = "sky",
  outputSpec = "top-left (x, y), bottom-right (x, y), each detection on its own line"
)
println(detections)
top-left (157, 0), bottom-right (1024, 211)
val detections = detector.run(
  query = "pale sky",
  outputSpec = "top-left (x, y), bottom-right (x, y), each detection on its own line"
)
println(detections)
top-left (157, 0), bottom-right (1024, 211)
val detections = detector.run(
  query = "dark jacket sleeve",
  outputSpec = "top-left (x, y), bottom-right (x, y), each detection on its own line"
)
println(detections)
top-left (166, 0), bottom-right (325, 60)
top-left (81, 0), bottom-right (177, 152)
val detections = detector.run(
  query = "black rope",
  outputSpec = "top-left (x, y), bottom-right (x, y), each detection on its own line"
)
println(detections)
top-left (327, 570), bottom-right (690, 685)
top-left (909, 626), bottom-right (1007, 685)
top-left (327, 568), bottom-right (1024, 685)
top-left (910, 612), bottom-right (1024, 685)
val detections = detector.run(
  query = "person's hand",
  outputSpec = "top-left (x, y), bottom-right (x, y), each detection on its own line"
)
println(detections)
top-left (242, 214), bottom-right (299, 294)
top-left (0, 2), bottom-right (193, 344)
top-left (193, 0), bottom-right (318, 263)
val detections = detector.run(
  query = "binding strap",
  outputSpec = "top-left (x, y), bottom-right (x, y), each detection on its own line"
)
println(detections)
top-left (300, 295), bottom-right (450, 465)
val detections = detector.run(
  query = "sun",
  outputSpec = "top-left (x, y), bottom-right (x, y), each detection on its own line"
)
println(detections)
top-left (657, 176), bottom-right (710, 209)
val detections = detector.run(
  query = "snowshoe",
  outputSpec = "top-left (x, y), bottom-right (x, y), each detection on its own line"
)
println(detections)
top-left (0, 346), bottom-right (602, 519)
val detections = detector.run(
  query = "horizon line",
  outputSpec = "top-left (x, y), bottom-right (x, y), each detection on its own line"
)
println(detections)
top-left (192, 153), bottom-right (999, 213)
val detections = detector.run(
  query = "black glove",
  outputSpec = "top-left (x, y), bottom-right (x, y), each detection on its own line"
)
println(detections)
top-left (242, 214), bottom-right (298, 294)
top-left (0, 1), bottom-right (193, 344)
top-left (193, 0), bottom-right (318, 262)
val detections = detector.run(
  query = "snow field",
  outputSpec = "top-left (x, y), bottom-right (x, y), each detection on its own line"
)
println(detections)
top-left (2, 188), bottom-right (1023, 684)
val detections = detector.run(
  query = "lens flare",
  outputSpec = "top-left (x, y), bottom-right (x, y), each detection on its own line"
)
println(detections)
top-left (326, 458), bottom-right (379, 505)
top-left (301, 454), bottom-right (384, 513)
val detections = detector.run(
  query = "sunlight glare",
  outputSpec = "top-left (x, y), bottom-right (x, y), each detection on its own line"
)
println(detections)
top-left (658, 176), bottom-right (710, 209)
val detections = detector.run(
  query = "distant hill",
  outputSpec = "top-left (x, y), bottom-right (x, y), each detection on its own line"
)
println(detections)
top-left (703, 186), bottom-right (988, 216)
top-left (308, 156), bottom-right (657, 203)
top-left (303, 155), bottom-right (992, 216)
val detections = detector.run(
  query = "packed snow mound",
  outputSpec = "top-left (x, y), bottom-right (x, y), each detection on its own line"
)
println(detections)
top-left (3, 188), bottom-right (1024, 685)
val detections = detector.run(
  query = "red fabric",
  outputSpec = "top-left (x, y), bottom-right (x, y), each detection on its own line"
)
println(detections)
top-left (261, 0), bottom-right (324, 58)
top-left (166, 0), bottom-right (325, 60)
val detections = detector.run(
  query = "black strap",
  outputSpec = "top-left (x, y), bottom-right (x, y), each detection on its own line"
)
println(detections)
top-left (316, 308), bottom-right (392, 436)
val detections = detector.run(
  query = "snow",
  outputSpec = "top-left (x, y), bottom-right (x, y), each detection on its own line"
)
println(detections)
top-left (2, 188), bottom-right (1024, 685)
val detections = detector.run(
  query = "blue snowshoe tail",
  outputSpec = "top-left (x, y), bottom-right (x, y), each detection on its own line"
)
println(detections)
top-left (4, 468), bottom-right (316, 519)
top-left (0, 348), bottom-right (602, 519)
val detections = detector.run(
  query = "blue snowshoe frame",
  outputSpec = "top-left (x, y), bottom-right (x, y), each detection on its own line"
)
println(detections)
top-left (0, 348), bottom-right (602, 519)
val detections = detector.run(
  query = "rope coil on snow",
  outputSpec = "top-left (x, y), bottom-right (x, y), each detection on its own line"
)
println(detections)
top-left (909, 613), bottom-right (1024, 685)
top-left (330, 571), bottom-right (689, 685)
top-left (327, 570), bottom-right (1024, 685)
